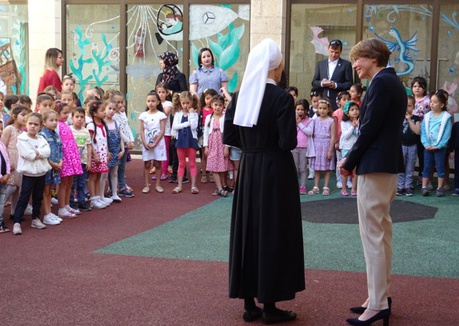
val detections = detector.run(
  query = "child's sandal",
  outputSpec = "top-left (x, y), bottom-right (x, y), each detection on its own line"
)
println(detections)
top-left (322, 187), bottom-right (330, 196)
top-left (308, 186), bottom-right (319, 195)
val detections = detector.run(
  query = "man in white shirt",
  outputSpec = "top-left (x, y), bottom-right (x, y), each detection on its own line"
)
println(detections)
top-left (312, 39), bottom-right (354, 111)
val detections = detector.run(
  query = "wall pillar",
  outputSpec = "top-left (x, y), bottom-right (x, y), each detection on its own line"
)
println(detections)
top-left (250, 0), bottom-right (287, 53)
top-left (28, 0), bottom-right (61, 101)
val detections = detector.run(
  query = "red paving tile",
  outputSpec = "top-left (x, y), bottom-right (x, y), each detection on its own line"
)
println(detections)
top-left (1, 160), bottom-right (458, 325)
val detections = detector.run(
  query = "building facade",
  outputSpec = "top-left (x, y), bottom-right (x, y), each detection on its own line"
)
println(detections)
top-left (1, 1), bottom-right (458, 137)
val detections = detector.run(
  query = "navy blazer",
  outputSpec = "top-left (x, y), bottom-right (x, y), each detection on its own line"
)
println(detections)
top-left (312, 57), bottom-right (353, 110)
top-left (343, 68), bottom-right (406, 175)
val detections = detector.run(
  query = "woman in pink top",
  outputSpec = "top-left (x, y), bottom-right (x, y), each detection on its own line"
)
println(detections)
top-left (37, 48), bottom-right (64, 95)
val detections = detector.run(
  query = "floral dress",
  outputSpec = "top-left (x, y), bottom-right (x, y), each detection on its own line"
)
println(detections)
top-left (87, 122), bottom-right (109, 174)
top-left (58, 121), bottom-right (83, 177)
top-left (1, 125), bottom-right (23, 187)
top-left (311, 117), bottom-right (335, 171)
top-left (206, 119), bottom-right (232, 172)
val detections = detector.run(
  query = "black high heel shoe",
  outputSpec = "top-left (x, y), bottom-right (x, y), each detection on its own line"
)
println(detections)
top-left (346, 309), bottom-right (390, 326)
top-left (350, 297), bottom-right (392, 315)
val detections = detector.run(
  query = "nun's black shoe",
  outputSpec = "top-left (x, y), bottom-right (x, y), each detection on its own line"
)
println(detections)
top-left (262, 309), bottom-right (297, 324)
top-left (242, 307), bottom-right (262, 322)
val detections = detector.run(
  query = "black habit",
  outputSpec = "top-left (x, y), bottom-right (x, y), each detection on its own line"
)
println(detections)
top-left (224, 83), bottom-right (305, 304)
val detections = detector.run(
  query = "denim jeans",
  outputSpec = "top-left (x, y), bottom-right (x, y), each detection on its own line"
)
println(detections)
top-left (117, 150), bottom-right (128, 191)
top-left (73, 164), bottom-right (88, 203)
top-left (397, 144), bottom-right (417, 189)
top-left (422, 147), bottom-right (447, 179)
top-left (0, 183), bottom-right (7, 226)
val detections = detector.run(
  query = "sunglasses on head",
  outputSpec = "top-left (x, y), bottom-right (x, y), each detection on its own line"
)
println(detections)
top-left (330, 40), bottom-right (342, 47)
top-left (310, 91), bottom-right (320, 97)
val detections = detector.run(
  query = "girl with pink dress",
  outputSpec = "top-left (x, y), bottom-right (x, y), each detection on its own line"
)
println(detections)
top-left (56, 102), bottom-right (83, 218)
top-left (308, 99), bottom-right (336, 196)
top-left (203, 95), bottom-right (232, 197)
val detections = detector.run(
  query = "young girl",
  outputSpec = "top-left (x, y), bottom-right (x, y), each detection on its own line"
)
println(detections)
top-left (139, 91), bottom-right (167, 194)
top-left (308, 99), bottom-right (336, 196)
top-left (156, 83), bottom-right (173, 181)
top-left (3, 95), bottom-right (19, 126)
top-left (104, 99), bottom-right (124, 202)
top-left (61, 91), bottom-right (77, 124)
top-left (293, 99), bottom-right (314, 195)
top-left (56, 102), bottom-right (83, 218)
top-left (43, 85), bottom-right (58, 100)
top-left (199, 88), bottom-right (218, 183)
top-left (87, 100), bottom-right (109, 209)
top-left (112, 92), bottom-right (135, 198)
top-left (36, 93), bottom-right (54, 114)
top-left (0, 135), bottom-right (11, 233)
top-left (421, 91), bottom-right (452, 197)
top-left (171, 91), bottom-right (199, 194)
top-left (203, 95), bottom-right (232, 197)
top-left (12, 113), bottom-right (52, 235)
top-left (349, 83), bottom-right (364, 107)
top-left (339, 101), bottom-right (360, 196)
top-left (334, 91), bottom-right (350, 189)
top-left (39, 110), bottom-right (62, 225)
top-left (1, 105), bottom-right (30, 220)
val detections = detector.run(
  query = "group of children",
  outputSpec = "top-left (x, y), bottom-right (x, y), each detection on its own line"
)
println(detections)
top-left (288, 79), bottom-right (459, 198)
top-left (0, 76), bottom-right (135, 235)
top-left (289, 84), bottom-right (362, 196)
top-left (139, 85), bottom-right (236, 198)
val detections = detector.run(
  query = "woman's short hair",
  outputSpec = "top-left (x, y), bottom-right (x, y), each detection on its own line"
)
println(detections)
top-left (349, 38), bottom-right (391, 67)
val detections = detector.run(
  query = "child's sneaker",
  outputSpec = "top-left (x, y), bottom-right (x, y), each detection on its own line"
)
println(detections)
top-left (31, 218), bottom-right (46, 229)
top-left (118, 189), bottom-right (134, 198)
top-left (51, 197), bottom-right (58, 205)
top-left (50, 213), bottom-right (63, 222)
top-left (13, 223), bottom-right (22, 235)
top-left (396, 188), bottom-right (404, 196)
top-left (405, 188), bottom-right (413, 197)
top-left (436, 187), bottom-right (445, 197)
top-left (78, 202), bottom-right (92, 211)
top-left (24, 204), bottom-right (33, 215)
top-left (422, 187), bottom-right (430, 196)
top-left (100, 197), bottom-right (113, 205)
top-left (66, 205), bottom-right (81, 215)
top-left (299, 186), bottom-right (307, 195)
top-left (43, 214), bottom-right (60, 225)
top-left (91, 199), bottom-right (106, 210)
top-left (452, 188), bottom-right (459, 197)
top-left (111, 195), bottom-right (122, 203)
top-left (58, 208), bottom-right (76, 219)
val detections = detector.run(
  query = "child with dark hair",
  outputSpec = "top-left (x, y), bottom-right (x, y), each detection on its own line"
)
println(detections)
top-left (293, 99), bottom-right (313, 194)
top-left (198, 88), bottom-right (218, 183)
top-left (397, 95), bottom-right (420, 196)
top-left (421, 90), bottom-right (452, 197)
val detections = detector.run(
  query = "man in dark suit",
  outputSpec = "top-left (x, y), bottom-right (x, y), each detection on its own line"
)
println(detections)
top-left (339, 39), bottom-right (406, 326)
top-left (312, 39), bottom-right (353, 110)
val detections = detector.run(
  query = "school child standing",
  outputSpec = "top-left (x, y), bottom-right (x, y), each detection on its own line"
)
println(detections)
top-left (3, 95), bottom-right (19, 126)
top-left (171, 91), bottom-right (199, 194)
top-left (203, 95), bottom-right (232, 197)
top-left (293, 99), bottom-right (313, 195)
top-left (397, 95), bottom-right (421, 196)
top-left (0, 138), bottom-right (11, 233)
top-left (56, 102), bottom-right (83, 217)
top-left (339, 101), bottom-right (360, 196)
top-left (308, 99), bottom-right (336, 195)
top-left (112, 93), bottom-right (135, 197)
top-left (39, 110), bottom-right (62, 225)
top-left (1, 105), bottom-right (30, 219)
top-left (156, 83), bottom-right (173, 181)
top-left (104, 99), bottom-right (124, 201)
top-left (199, 88), bottom-right (218, 183)
top-left (334, 91), bottom-right (350, 189)
top-left (450, 119), bottom-right (459, 196)
top-left (35, 93), bottom-right (54, 114)
top-left (71, 107), bottom-right (92, 211)
top-left (421, 91), bottom-right (452, 197)
top-left (349, 83), bottom-right (364, 107)
top-left (87, 100), bottom-right (109, 209)
top-left (12, 113), bottom-right (52, 235)
top-left (139, 91), bottom-right (167, 194)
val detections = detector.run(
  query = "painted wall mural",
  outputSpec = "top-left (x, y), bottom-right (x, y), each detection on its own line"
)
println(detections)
top-left (0, 5), bottom-right (28, 95)
top-left (67, 4), bottom-right (249, 147)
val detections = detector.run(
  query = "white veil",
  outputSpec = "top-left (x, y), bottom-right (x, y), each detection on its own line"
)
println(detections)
top-left (233, 39), bottom-right (283, 127)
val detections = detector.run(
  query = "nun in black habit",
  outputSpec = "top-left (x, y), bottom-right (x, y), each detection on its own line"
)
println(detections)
top-left (224, 39), bottom-right (305, 324)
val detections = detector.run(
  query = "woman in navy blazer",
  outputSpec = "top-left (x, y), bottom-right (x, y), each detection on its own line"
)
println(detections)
top-left (340, 38), bottom-right (406, 326)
